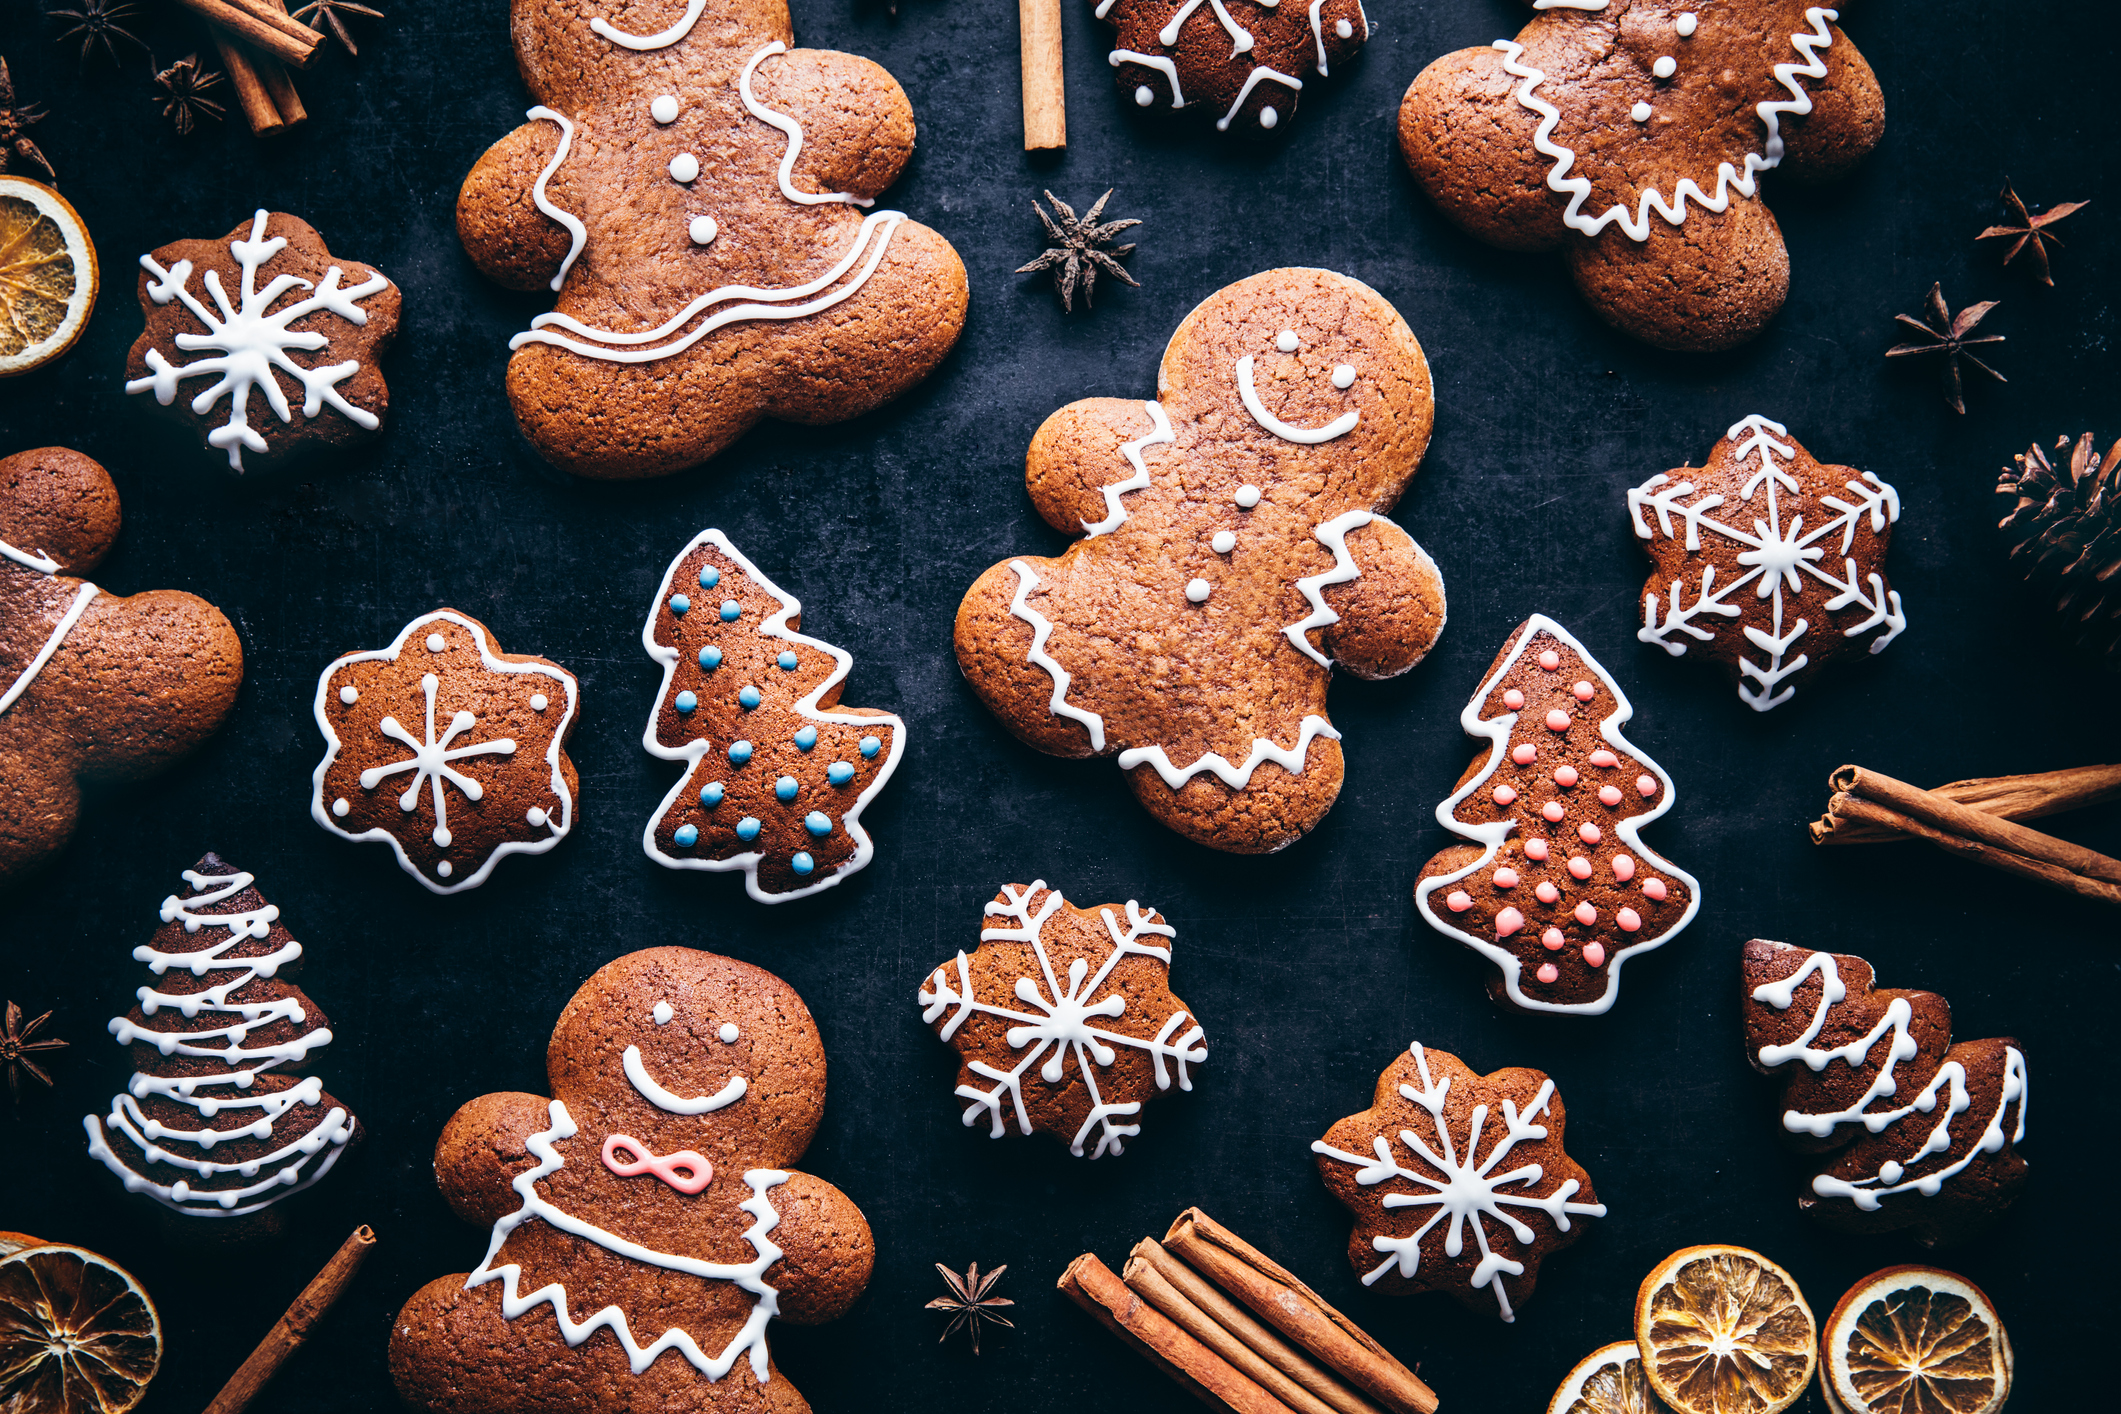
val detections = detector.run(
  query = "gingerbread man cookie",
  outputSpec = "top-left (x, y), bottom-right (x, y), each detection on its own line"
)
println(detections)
top-left (955, 268), bottom-right (1447, 854)
top-left (124, 210), bottom-right (399, 473)
top-left (1096, 0), bottom-right (1371, 135)
top-left (1400, 2), bottom-right (1884, 350)
top-left (390, 948), bottom-right (872, 1414)
top-left (1, 447), bottom-right (243, 886)
top-left (456, 0), bottom-right (969, 479)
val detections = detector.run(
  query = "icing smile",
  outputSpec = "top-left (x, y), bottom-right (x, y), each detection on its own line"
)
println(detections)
top-left (622, 1044), bottom-right (748, 1114)
top-left (1235, 331), bottom-right (1358, 445)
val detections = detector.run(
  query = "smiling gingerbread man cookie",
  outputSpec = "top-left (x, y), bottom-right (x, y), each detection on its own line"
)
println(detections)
top-left (955, 268), bottom-right (1446, 853)
top-left (390, 947), bottom-right (872, 1414)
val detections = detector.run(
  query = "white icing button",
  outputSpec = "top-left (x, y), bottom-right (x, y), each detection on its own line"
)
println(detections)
top-left (425, 633), bottom-right (445, 652)
top-left (1331, 364), bottom-right (1356, 389)
top-left (1676, 12), bottom-right (1698, 36)
top-left (1653, 55), bottom-right (1677, 79)
top-left (1259, 105), bottom-right (1279, 130)
top-left (530, 693), bottom-right (549, 712)
top-left (1276, 330), bottom-right (1300, 352)
top-left (669, 152), bottom-right (700, 184)
top-left (689, 215), bottom-right (718, 246)
top-left (1335, 18), bottom-right (1353, 37)
top-left (339, 685), bottom-right (358, 704)
top-left (1185, 578), bottom-right (1212, 603)
top-left (437, 861), bottom-right (453, 877)
top-left (653, 1001), bottom-right (674, 1024)
top-left (1234, 484), bottom-right (1261, 508)
top-left (527, 807), bottom-right (548, 827)
top-left (434, 825), bottom-right (453, 848)
top-left (1135, 84), bottom-right (1154, 106)
top-left (1212, 531), bottom-right (1236, 554)
top-left (1632, 101), bottom-right (1653, 122)
top-left (331, 797), bottom-right (349, 817)
top-left (650, 94), bottom-right (680, 124)
top-left (718, 1022), bottom-right (740, 1043)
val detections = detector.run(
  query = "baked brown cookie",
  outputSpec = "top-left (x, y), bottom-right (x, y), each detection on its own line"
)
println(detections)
top-left (1, 447), bottom-right (243, 886)
top-left (312, 609), bottom-right (579, 894)
top-left (389, 947), bottom-right (872, 1414)
top-left (1312, 1042), bottom-right (1605, 1322)
top-left (918, 881), bottom-right (1207, 1159)
top-left (1631, 415), bottom-right (1904, 710)
top-left (1742, 940), bottom-right (2028, 1246)
top-left (1096, 0), bottom-right (1370, 135)
top-left (1399, 1), bottom-right (1884, 350)
top-left (456, 0), bottom-right (969, 479)
top-left (83, 855), bottom-right (359, 1240)
top-left (123, 210), bottom-right (399, 473)
top-left (955, 268), bottom-right (1447, 853)
top-left (641, 530), bottom-right (904, 902)
top-left (1415, 616), bottom-right (1699, 1016)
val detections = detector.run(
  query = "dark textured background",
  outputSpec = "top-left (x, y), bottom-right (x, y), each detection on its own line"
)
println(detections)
top-left (2, 0), bottom-right (2115, 1409)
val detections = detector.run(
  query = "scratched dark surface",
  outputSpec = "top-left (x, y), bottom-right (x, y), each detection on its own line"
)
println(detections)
top-left (1, 0), bottom-right (2115, 1409)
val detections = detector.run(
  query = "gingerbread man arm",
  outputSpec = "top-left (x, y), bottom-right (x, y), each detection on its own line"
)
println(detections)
top-left (456, 120), bottom-right (576, 293)
top-left (954, 555), bottom-right (1103, 760)
top-left (1399, 46), bottom-right (1567, 254)
top-left (763, 1170), bottom-right (875, 1325)
top-left (755, 49), bottom-right (916, 204)
top-left (1776, 29), bottom-right (1886, 181)
top-left (432, 1091), bottom-right (554, 1227)
top-left (1320, 516), bottom-right (1448, 681)
top-left (1025, 399), bottom-right (1171, 535)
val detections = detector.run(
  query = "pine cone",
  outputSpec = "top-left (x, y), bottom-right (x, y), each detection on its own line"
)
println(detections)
top-left (1997, 431), bottom-right (2121, 666)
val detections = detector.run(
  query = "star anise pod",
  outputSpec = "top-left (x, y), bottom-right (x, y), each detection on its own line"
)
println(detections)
top-left (152, 53), bottom-right (226, 136)
top-left (47, 0), bottom-right (146, 70)
top-left (0, 1001), bottom-right (68, 1104)
top-left (1886, 283), bottom-right (2005, 415)
top-left (1016, 188), bottom-right (1141, 314)
top-left (926, 1261), bottom-right (1015, 1353)
top-left (292, 0), bottom-right (387, 58)
top-left (1977, 181), bottom-right (2088, 287)
top-left (0, 58), bottom-right (57, 181)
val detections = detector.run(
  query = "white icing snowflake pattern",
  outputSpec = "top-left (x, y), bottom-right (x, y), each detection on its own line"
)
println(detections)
top-left (125, 209), bottom-right (390, 472)
top-left (1630, 414), bottom-right (1905, 711)
top-left (359, 672), bottom-right (518, 849)
top-left (918, 882), bottom-right (1206, 1159)
top-left (1311, 1042), bottom-right (1607, 1322)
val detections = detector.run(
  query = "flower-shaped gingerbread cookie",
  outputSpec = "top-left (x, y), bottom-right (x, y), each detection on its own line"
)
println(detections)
top-left (311, 609), bottom-right (578, 894)
top-left (1630, 415), bottom-right (1905, 710)
top-left (390, 948), bottom-right (873, 1412)
top-left (456, 0), bottom-right (968, 479)
top-left (1096, 0), bottom-right (1371, 135)
top-left (918, 882), bottom-right (1207, 1160)
top-left (124, 210), bottom-right (399, 473)
top-left (1312, 1042), bottom-right (1606, 1323)
top-left (955, 268), bottom-right (1447, 853)
top-left (1400, 2), bottom-right (1884, 350)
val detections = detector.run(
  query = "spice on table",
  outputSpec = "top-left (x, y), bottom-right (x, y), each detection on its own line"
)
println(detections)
top-left (1977, 181), bottom-right (2088, 286)
top-left (152, 54), bottom-right (227, 135)
top-left (926, 1260), bottom-right (1015, 1353)
top-left (1815, 763), bottom-right (2121, 843)
top-left (0, 1001), bottom-right (66, 1102)
top-left (1885, 283), bottom-right (2004, 414)
top-left (201, 1226), bottom-right (375, 1414)
top-left (1016, 189), bottom-right (1140, 313)
top-left (0, 60), bottom-right (56, 180)
top-left (47, 0), bottom-right (146, 68)
top-left (1997, 433), bottom-right (2121, 666)
top-left (1018, 0), bottom-right (1065, 149)
top-left (292, 0), bottom-right (385, 57)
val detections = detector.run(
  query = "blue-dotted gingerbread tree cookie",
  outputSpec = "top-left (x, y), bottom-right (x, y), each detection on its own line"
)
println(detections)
top-left (641, 530), bottom-right (904, 902)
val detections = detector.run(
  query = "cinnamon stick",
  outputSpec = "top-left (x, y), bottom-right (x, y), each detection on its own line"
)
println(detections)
top-left (1165, 1210), bottom-right (1438, 1414)
top-left (1060, 1253), bottom-right (1297, 1414)
top-left (252, 0), bottom-right (309, 126)
top-left (173, 0), bottom-right (323, 69)
top-left (1126, 1241), bottom-right (1379, 1414)
top-left (1816, 764), bottom-right (2121, 844)
top-left (210, 32), bottom-right (288, 136)
top-left (1018, 0), bottom-right (1066, 149)
top-left (1821, 793), bottom-right (2121, 909)
top-left (203, 1226), bottom-right (375, 1414)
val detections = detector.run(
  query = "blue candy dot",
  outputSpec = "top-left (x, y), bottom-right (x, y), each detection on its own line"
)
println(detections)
top-left (728, 740), bottom-right (753, 765)
top-left (699, 781), bottom-right (724, 807)
top-left (859, 735), bottom-right (882, 759)
top-left (674, 690), bottom-right (697, 714)
top-left (827, 761), bottom-right (854, 786)
top-left (793, 725), bottom-right (817, 752)
top-left (777, 651), bottom-right (798, 670)
top-left (739, 686), bottom-right (762, 710)
top-left (719, 599), bottom-right (741, 622)
top-left (698, 567), bottom-right (721, 589)
top-left (804, 811), bottom-right (831, 837)
top-left (698, 645), bottom-right (722, 670)
top-left (673, 824), bottom-right (699, 847)
top-left (736, 816), bottom-right (761, 841)
top-left (668, 594), bottom-right (690, 615)
top-left (775, 776), bottom-right (799, 802)
top-left (791, 852), bottom-right (815, 875)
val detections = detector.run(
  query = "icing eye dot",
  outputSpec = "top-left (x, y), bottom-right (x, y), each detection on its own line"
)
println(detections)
top-left (793, 725), bottom-right (817, 751)
top-left (672, 823), bottom-right (697, 847)
top-left (778, 651), bottom-right (798, 670)
top-left (1583, 942), bottom-right (1607, 966)
top-left (860, 735), bottom-right (881, 759)
top-left (1186, 578), bottom-right (1212, 603)
top-left (1568, 855), bottom-right (1592, 880)
top-left (339, 685), bottom-right (358, 704)
top-left (1575, 901), bottom-right (1599, 926)
top-left (669, 153), bottom-right (700, 183)
top-left (698, 567), bottom-right (721, 589)
top-left (332, 797), bottom-right (349, 817)
top-left (1599, 784), bottom-right (1625, 807)
top-left (827, 761), bottom-right (854, 786)
top-left (1653, 55), bottom-right (1677, 78)
top-left (1589, 749), bottom-right (1619, 768)
top-left (1538, 650), bottom-right (1561, 671)
top-left (1536, 962), bottom-right (1559, 984)
top-left (531, 693), bottom-right (549, 712)
top-left (1545, 710), bottom-right (1572, 732)
top-left (719, 1022), bottom-right (740, 1043)
top-left (653, 1001), bottom-right (675, 1023)
top-left (1643, 877), bottom-right (1669, 901)
top-left (1579, 822), bottom-right (1603, 844)
top-left (651, 95), bottom-right (680, 124)
top-left (736, 816), bottom-right (761, 841)
top-left (1276, 330), bottom-right (1300, 352)
top-left (1612, 854), bottom-right (1636, 882)
top-left (528, 807), bottom-right (549, 828)
top-left (1638, 774), bottom-right (1658, 797)
top-left (1212, 530), bottom-right (1236, 554)
top-left (728, 740), bottom-right (753, 765)
top-left (1445, 890), bottom-right (1473, 913)
top-left (1541, 800), bottom-right (1566, 822)
top-left (1524, 838), bottom-right (1549, 861)
top-left (1676, 13), bottom-right (1698, 37)
top-left (1492, 784), bottom-right (1518, 806)
top-left (1259, 105), bottom-right (1279, 129)
top-left (674, 691), bottom-right (697, 714)
top-left (1234, 484), bottom-right (1261, 508)
top-left (1512, 743), bottom-right (1538, 765)
top-left (1493, 867), bottom-right (1519, 889)
top-left (1135, 84), bottom-right (1154, 106)
top-left (668, 594), bottom-right (690, 615)
top-left (1332, 364), bottom-right (1356, 389)
top-left (699, 645), bottom-right (722, 670)
top-left (1503, 689), bottom-right (1525, 710)
top-left (804, 811), bottom-right (831, 837)
top-left (1631, 102), bottom-right (1653, 122)
top-left (1335, 18), bottom-right (1353, 37)
top-left (690, 215), bottom-right (718, 245)
top-left (1535, 881), bottom-right (1560, 903)
top-left (1496, 907), bottom-right (1525, 938)
top-left (1554, 765), bottom-right (1579, 788)
top-left (425, 633), bottom-right (446, 653)
top-left (1617, 907), bottom-right (1643, 933)
top-left (1542, 928), bottom-right (1565, 950)
top-left (739, 685), bottom-right (762, 709)
top-left (438, 861), bottom-right (453, 877)
top-left (775, 776), bottom-right (799, 802)
top-left (700, 781), bottom-right (724, 807)
top-left (791, 851), bottom-right (815, 875)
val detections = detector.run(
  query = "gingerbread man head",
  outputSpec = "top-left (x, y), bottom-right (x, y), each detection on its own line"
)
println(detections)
top-left (390, 948), bottom-right (872, 1413)
top-left (1400, 1), bottom-right (1884, 350)
top-left (455, 0), bottom-right (968, 480)
top-left (955, 268), bottom-right (1447, 853)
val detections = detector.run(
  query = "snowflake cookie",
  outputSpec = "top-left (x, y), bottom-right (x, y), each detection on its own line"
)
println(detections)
top-left (1631, 415), bottom-right (1905, 711)
top-left (1400, 2), bottom-right (1884, 350)
top-left (124, 210), bottom-right (399, 473)
top-left (919, 882), bottom-right (1207, 1159)
top-left (641, 530), bottom-right (904, 903)
top-left (1095, 0), bottom-right (1371, 135)
top-left (1312, 1041), bottom-right (1605, 1322)
top-left (1415, 616), bottom-right (1699, 1016)
top-left (955, 268), bottom-right (1447, 854)
top-left (312, 609), bottom-right (579, 894)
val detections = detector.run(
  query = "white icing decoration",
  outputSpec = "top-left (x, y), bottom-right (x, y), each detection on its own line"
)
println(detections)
top-left (739, 42), bottom-right (874, 209)
top-left (1120, 715), bottom-right (1340, 790)
top-left (339, 685), bottom-right (358, 704)
top-left (640, 530), bottom-right (907, 901)
top-left (719, 1023), bottom-right (740, 1043)
top-left (1331, 363), bottom-right (1355, 388)
top-left (425, 632), bottom-right (446, 652)
top-left (526, 807), bottom-right (548, 827)
top-left (1186, 578), bottom-right (1212, 603)
top-left (669, 153), bottom-right (700, 184)
top-left (1311, 1042), bottom-right (1606, 1322)
top-left (1413, 616), bottom-right (1701, 1016)
top-left (525, 107), bottom-right (588, 293)
top-left (650, 95), bottom-right (680, 124)
top-left (1260, 106), bottom-right (1279, 129)
top-left (1083, 400), bottom-right (1174, 536)
top-left (1276, 329), bottom-right (1300, 352)
top-left (1677, 12), bottom-right (1698, 36)
top-left (1217, 67), bottom-right (1303, 132)
top-left (1283, 509), bottom-right (1376, 668)
top-left (1234, 484), bottom-right (1261, 508)
top-left (1336, 18), bottom-right (1353, 39)
top-left (0, 581), bottom-right (97, 718)
top-left (1135, 84), bottom-right (1155, 106)
top-left (1160, 0), bottom-right (1255, 57)
top-left (124, 210), bottom-right (389, 472)
top-left (1109, 51), bottom-right (1184, 108)
top-left (688, 215), bottom-right (718, 246)
top-left (1308, 1), bottom-right (1333, 75)
top-left (589, 0), bottom-right (708, 51)
top-left (918, 883), bottom-right (1203, 1159)
top-left (1493, 7), bottom-right (1838, 241)
top-left (466, 1100), bottom-right (787, 1379)
top-left (0, 536), bottom-right (61, 574)
top-left (1630, 414), bottom-right (1904, 711)
top-left (1212, 531), bottom-right (1236, 554)
top-left (332, 798), bottom-right (349, 816)
top-left (531, 693), bottom-right (548, 711)
top-left (1653, 55), bottom-right (1677, 79)
top-left (653, 1001), bottom-right (675, 1024)
top-left (1632, 101), bottom-right (1653, 122)
top-left (1004, 559), bottom-right (1107, 753)
top-left (357, 671), bottom-right (517, 849)
top-left (1236, 353), bottom-right (1358, 443)
top-left (622, 1044), bottom-right (747, 1114)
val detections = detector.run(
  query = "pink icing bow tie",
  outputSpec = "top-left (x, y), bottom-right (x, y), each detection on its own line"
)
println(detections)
top-left (601, 1134), bottom-right (712, 1194)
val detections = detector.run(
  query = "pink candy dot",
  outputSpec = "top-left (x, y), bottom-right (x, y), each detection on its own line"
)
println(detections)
top-left (1541, 927), bottom-right (1565, 950)
top-left (1493, 784), bottom-right (1519, 806)
top-left (1637, 774), bottom-right (1657, 797)
top-left (1538, 650), bottom-right (1561, 671)
top-left (1574, 901), bottom-right (1599, 926)
top-left (1612, 854), bottom-right (1636, 882)
top-left (1583, 942), bottom-right (1607, 967)
top-left (1617, 907), bottom-right (1643, 932)
top-left (1535, 881), bottom-right (1560, 904)
top-left (1589, 749), bottom-right (1619, 768)
top-left (1642, 878), bottom-right (1669, 901)
top-left (1579, 822), bottom-right (1602, 844)
top-left (1599, 785), bottom-right (1624, 807)
top-left (1545, 710), bottom-right (1572, 732)
top-left (1496, 907), bottom-right (1526, 938)
top-left (1446, 890), bottom-right (1473, 912)
top-left (1554, 765), bottom-right (1580, 788)
top-left (1524, 838), bottom-right (1550, 861)
top-left (1512, 743), bottom-right (1538, 765)
top-left (1542, 800), bottom-right (1566, 822)
top-left (1502, 689), bottom-right (1525, 710)
top-left (1572, 680), bottom-right (1594, 701)
top-left (1567, 855), bottom-right (1593, 880)
top-left (1493, 867), bottom-right (1520, 889)
top-left (1536, 963), bottom-right (1560, 983)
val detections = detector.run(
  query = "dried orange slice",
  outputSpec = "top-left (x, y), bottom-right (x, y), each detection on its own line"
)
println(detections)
top-left (1821, 1266), bottom-right (2011, 1414)
top-left (1635, 1245), bottom-right (1817, 1414)
top-left (0, 1240), bottom-right (162, 1413)
top-left (1549, 1341), bottom-right (1671, 1414)
top-left (0, 176), bottom-right (97, 378)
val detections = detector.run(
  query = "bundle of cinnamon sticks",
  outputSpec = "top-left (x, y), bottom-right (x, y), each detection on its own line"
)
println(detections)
top-left (1060, 1209), bottom-right (1438, 1414)
top-left (174, 0), bottom-right (322, 135)
top-left (1813, 763), bottom-right (2121, 909)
